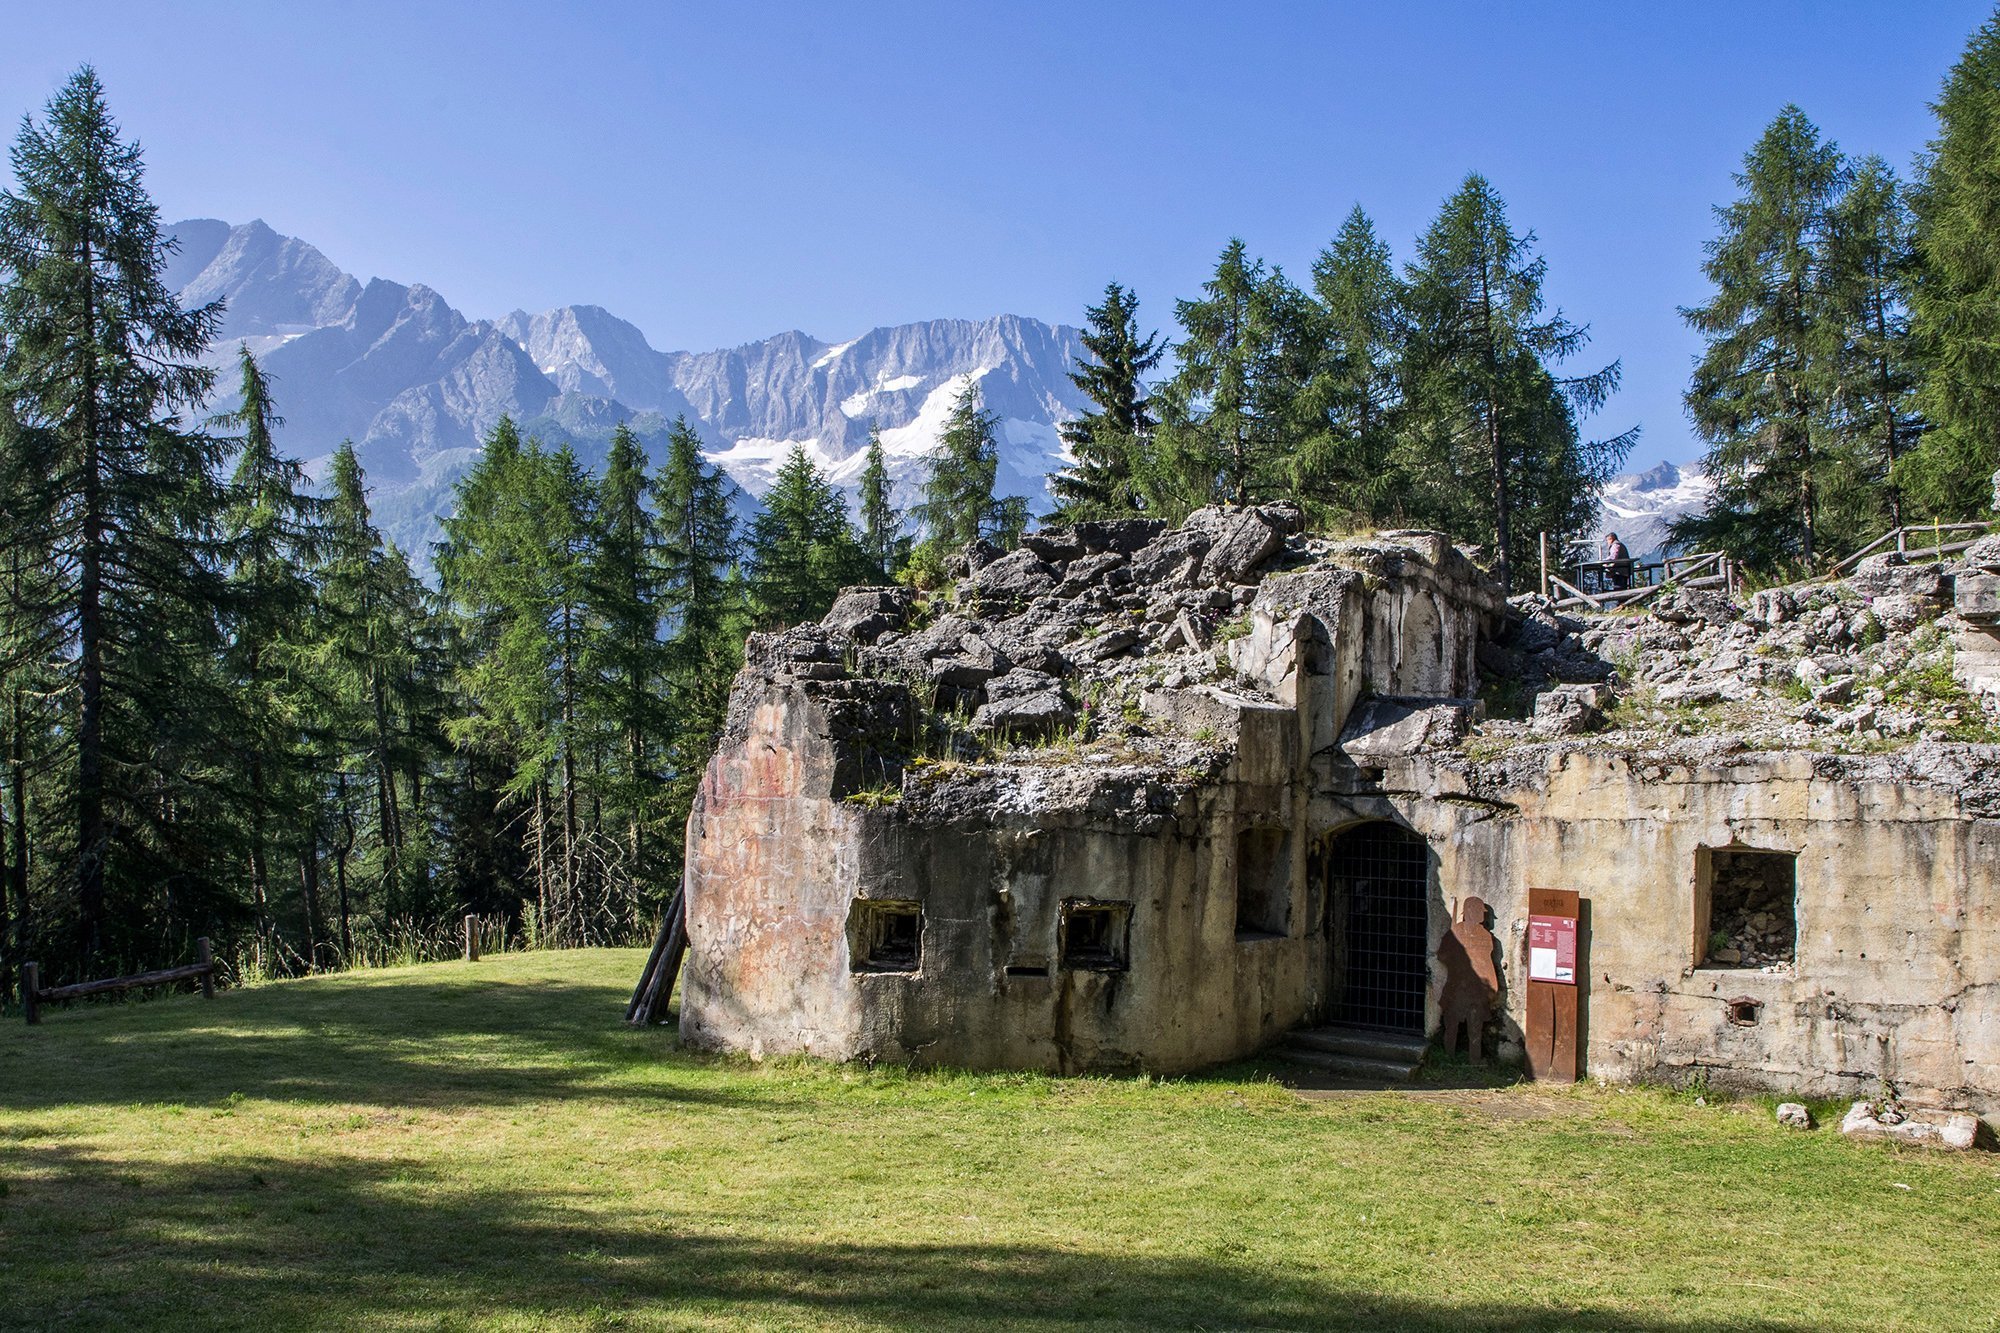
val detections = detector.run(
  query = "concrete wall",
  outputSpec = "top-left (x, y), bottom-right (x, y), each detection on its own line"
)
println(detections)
top-left (680, 678), bottom-right (1335, 1073)
top-left (1337, 746), bottom-right (2000, 1113)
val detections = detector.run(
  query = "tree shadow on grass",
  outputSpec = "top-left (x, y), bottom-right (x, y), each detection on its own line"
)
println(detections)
top-left (0, 1143), bottom-right (1813, 1333)
top-left (0, 959), bottom-right (748, 1116)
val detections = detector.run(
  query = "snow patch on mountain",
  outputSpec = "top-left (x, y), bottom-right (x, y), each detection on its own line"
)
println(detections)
top-left (1592, 460), bottom-right (1712, 561)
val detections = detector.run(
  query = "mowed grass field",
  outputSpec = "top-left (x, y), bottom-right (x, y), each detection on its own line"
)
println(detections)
top-left (1, 950), bottom-right (1996, 1332)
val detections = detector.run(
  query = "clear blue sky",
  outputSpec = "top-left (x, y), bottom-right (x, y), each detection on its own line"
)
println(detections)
top-left (6, 2), bottom-right (1992, 469)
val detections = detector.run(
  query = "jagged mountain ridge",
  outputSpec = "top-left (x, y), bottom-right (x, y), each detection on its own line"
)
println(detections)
top-left (165, 218), bottom-right (1089, 558)
top-left (1592, 460), bottom-right (1712, 563)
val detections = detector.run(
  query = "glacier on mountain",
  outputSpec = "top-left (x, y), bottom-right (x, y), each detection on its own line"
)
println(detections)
top-left (165, 218), bottom-right (1089, 558)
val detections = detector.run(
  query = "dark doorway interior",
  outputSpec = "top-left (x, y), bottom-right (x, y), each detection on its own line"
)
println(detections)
top-left (1326, 822), bottom-right (1430, 1035)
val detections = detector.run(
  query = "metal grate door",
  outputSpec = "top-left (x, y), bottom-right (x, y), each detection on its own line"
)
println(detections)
top-left (1330, 823), bottom-right (1430, 1034)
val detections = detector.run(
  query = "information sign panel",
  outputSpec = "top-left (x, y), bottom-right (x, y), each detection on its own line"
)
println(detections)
top-left (1527, 912), bottom-right (1578, 985)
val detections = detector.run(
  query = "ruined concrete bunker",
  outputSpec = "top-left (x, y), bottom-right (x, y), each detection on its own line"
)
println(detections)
top-left (677, 506), bottom-right (2000, 1119)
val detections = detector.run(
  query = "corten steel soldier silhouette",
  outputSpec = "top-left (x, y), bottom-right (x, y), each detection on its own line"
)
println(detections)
top-left (1437, 895), bottom-right (1501, 1062)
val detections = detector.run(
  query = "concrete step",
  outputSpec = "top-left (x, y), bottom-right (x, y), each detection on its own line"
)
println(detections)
top-left (1273, 1026), bottom-right (1427, 1082)
top-left (1274, 1047), bottom-right (1422, 1082)
top-left (1283, 1026), bottom-right (1429, 1065)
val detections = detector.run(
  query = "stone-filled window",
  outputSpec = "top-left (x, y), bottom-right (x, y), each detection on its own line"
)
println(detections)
top-left (1696, 847), bottom-right (1797, 968)
top-left (849, 899), bottom-right (923, 973)
top-left (1236, 828), bottom-right (1291, 939)
top-left (1060, 899), bottom-right (1130, 971)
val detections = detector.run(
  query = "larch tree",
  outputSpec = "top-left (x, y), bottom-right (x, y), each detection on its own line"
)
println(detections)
top-left (1292, 206), bottom-right (1407, 525)
top-left (1829, 156), bottom-right (1925, 530)
top-left (1152, 240), bottom-right (1300, 512)
top-left (217, 346), bottom-right (324, 957)
top-left (913, 383), bottom-right (1024, 550)
top-left (1402, 173), bottom-right (1628, 589)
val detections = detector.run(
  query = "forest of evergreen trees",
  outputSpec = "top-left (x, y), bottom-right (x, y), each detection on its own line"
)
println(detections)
top-left (1054, 14), bottom-right (2000, 582)
top-left (5, 9), bottom-right (2000, 991)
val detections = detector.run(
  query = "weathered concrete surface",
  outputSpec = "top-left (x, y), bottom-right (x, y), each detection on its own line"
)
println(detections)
top-left (1339, 743), bottom-right (2000, 1115)
top-left (679, 505), bottom-right (2000, 1121)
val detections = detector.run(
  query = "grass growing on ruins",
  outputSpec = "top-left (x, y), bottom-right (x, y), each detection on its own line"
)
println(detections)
top-left (3, 951), bottom-right (1997, 1332)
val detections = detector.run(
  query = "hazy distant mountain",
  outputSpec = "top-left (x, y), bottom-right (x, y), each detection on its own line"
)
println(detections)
top-left (1592, 460), bottom-right (1712, 562)
top-left (166, 219), bottom-right (1089, 559)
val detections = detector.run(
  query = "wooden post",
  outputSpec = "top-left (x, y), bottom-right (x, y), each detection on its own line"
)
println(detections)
top-left (22, 962), bottom-right (38, 1025)
top-left (464, 914), bottom-right (479, 963)
top-left (196, 938), bottom-right (215, 1000)
top-left (1539, 531), bottom-right (1550, 598)
top-left (1934, 517), bottom-right (1944, 563)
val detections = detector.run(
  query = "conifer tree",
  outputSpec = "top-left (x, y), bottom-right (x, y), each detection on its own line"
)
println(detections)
top-left (856, 424), bottom-right (904, 578)
top-left (0, 67), bottom-right (231, 968)
top-left (1830, 157), bottom-right (1924, 529)
top-left (653, 417), bottom-right (744, 864)
top-left (749, 445), bottom-right (863, 628)
top-left (314, 442), bottom-right (436, 959)
top-left (1293, 207), bottom-right (1407, 524)
top-left (1152, 241), bottom-right (1302, 512)
top-left (913, 383), bottom-right (1024, 549)
top-left (1051, 283), bottom-right (1162, 518)
top-left (586, 424), bottom-right (673, 884)
top-left (1401, 174), bottom-right (1629, 588)
top-left (1907, 12), bottom-right (2000, 519)
top-left (1674, 109), bottom-right (1851, 568)
top-left (216, 346), bottom-right (324, 957)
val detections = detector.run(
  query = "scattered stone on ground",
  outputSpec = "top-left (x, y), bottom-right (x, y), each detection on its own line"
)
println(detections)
top-left (1776, 1102), bottom-right (1815, 1129)
top-left (1839, 1100), bottom-right (1981, 1150)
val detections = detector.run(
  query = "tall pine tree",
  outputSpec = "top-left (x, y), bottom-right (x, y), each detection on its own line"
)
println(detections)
top-left (1292, 207), bottom-right (1407, 525)
top-left (1402, 174), bottom-right (1629, 589)
top-left (1908, 12), bottom-right (2000, 519)
top-left (855, 423), bottom-right (904, 579)
top-left (748, 445), bottom-right (861, 629)
top-left (1050, 283), bottom-right (1162, 518)
top-left (0, 67), bottom-right (233, 969)
top-left (1675, 109), bottom-right (1850, 568)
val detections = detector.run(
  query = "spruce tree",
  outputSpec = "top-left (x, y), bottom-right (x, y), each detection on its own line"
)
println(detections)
top-left (856, 424), bottom-right (904, 578)
top-left (913, 383), bottom-right (1023, 550)
top-left (1908, 12), bottom-right (2000, 519)
top-left (1675, 109), bottom-right (1850, 569)
top-left (216, 346), bottom-right (324, 958)
top-left (1050, 283), bottom-right (1162, 518)
top-left (314, 442), bottom-right (437, 960)
top-left (749, 445), bottom-right (863, 628)
top-left (0, 67), bottom-right (231, 968)
top-left (1402, 174), bottom-right (1629, 589)
top-left (1293, 207), bottom-right (1407, 524)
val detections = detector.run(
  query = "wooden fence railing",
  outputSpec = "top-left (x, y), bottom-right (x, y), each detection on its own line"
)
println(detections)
top-left (1830, 520), bottom-right (1996, 576)
top-left (22, 938), bottom-right (215, 1024)
top-left (1540, 534), bottom-right (1733, 612)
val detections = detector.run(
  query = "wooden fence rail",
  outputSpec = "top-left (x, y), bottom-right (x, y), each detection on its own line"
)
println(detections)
top-left (1540, 534), bottom-right (1733, 613)
top-left (1830, 521), bottom-right (1996, 576)
top-left (22, 937), bottom-right (215, 1025)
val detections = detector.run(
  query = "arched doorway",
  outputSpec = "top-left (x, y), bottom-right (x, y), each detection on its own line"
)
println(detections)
top-left (1324, 822), bottom-right (1430, 1035)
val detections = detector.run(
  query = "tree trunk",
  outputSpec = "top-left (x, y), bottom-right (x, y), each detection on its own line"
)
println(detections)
top-left (299, 836), bottom-right (322, 970)
top-left (335, 772), bottom-right (355, 961)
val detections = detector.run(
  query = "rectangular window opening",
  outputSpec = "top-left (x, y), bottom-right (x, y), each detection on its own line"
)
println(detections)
top-left (1696, 847), bottom-right (1797, 968)
top-left (1060, 900), bottom-right (1130, 971)
top-left (1235, 828), bottom-right (1291, 940)
top-left (850, 899), bottom-right (923, 973)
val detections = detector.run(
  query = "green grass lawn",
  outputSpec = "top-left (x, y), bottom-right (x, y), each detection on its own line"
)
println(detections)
top-left (2, 950), bottom-right (1995, 1332)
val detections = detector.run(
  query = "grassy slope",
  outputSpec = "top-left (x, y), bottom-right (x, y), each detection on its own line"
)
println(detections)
top-left (0, 950), bottom-right (1994, 1332)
